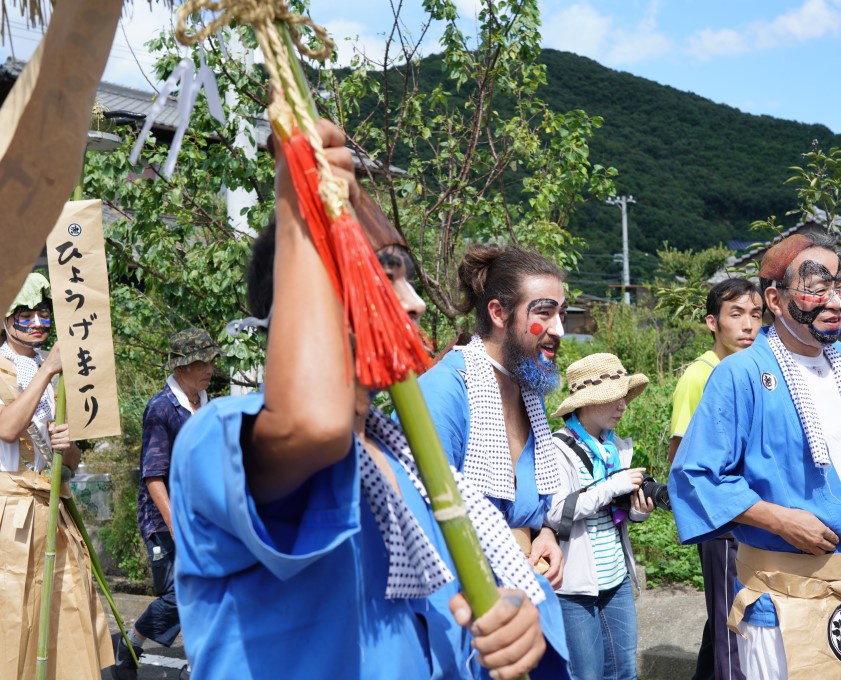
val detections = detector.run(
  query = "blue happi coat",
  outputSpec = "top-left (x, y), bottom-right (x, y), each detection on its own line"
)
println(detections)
top-left (669, 326), bottom-right (841, 624)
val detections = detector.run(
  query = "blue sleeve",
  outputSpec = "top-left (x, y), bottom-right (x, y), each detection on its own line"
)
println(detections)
top-left (668, 359), bottom-right (763, 544)
top-left (415, 360), bottom-right (470, 471)
top-left (170, 394), bottom-right (360, 582)
top-left (140, 399), bottom-right (172, 479)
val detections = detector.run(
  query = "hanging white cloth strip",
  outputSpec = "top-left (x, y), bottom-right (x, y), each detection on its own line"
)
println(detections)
top-left (455, 335), bottom-right (561, 501)
top-left (767, 324), bottom-right (841, 468)
top-left (364, 407), bottom-right (545, 605)
top-left (130, 46), bottom-right (225, 179)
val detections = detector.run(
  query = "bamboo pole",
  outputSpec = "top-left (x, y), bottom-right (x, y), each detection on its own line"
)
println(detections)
top-left (64, 497), bottom-right (139, 668)
top-left (35, 375), bottom-right (66, 680)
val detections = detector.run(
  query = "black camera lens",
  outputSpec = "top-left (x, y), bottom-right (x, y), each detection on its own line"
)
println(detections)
top-left (640, 475), bottom-right (671, 512)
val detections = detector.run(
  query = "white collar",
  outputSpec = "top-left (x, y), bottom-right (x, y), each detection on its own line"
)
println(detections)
top-left (167, 374), bottom-right (207, 412)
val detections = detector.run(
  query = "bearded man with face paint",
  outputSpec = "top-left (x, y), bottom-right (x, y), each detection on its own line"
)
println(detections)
top-left (669, 232), bottom-right (841, 679)
top-left (415, 245), bottom-right (567, 585)
top-left (0, 273), bottom-right (113, 678)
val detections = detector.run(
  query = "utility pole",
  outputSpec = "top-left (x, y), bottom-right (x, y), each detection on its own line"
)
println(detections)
top-left (606, 195), bottom-right (636, 305)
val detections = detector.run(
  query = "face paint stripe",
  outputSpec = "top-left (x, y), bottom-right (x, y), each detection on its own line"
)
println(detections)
top-left (526, 298), bottom-right (559, 314)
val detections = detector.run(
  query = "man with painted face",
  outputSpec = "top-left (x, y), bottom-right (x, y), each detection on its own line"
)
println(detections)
top-left (0, 273), bottom-right (113, 678)
top-left (416, 245), bottom-right (567, 585)
top-left (668, 278), bottom-right (762, 680)
top-left (670, 232), bottom-right (841, 679)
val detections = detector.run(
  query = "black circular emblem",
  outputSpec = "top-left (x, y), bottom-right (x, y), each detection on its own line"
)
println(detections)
top-left (67, 223), bottom-right (82, 237)
top-left (761, 372), bottom-right (777, 391)
top-left (828, 603), bottom-right (841, 661)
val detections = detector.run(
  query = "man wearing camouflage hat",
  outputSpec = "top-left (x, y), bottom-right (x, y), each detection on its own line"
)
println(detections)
top-left (112, 329), bottom-right (220, 680)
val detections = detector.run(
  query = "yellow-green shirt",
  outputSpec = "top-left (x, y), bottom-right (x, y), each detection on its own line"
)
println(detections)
top-left (670, 350), bottom-right (720, 438)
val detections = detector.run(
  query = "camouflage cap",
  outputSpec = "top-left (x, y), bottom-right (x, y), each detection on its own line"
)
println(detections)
top-left (165, 328), bottom-right (221, 371)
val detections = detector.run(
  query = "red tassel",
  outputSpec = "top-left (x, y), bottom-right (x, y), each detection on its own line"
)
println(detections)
top-left (281, 131), bottom-right (430, 387)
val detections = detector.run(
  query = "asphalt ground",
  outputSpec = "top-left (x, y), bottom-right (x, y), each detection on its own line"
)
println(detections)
top-left (99, 581), bottom-right (707, 680)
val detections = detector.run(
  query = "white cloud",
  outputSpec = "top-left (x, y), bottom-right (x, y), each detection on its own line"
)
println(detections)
top-left (454, 0), bottom-right (484, 20)
top-left (541, 3), bottom-right (612, 59)
top-left (755, 0), bottom-right (841, 48)
top-left (101, 4), bottom-right (173, 90)
top-left (688, 0), bottom-right (841, 61)
top-left (687, 28), bottom-right (748, 61)
top-left (323, 19), bottom-right (396, 68)
top-left (540, 1), bottom-right (671, 67)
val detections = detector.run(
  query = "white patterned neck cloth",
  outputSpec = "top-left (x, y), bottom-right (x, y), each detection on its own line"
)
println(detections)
top-left (766, 324), bottom-right (841, 468)
top-left (455, 335), bottom-right (561, 501)
top-left (0, 342), bottom-right (51, 422)
top-left (365, 407), bottom-right (545, 605)
top-left (358, 419), bottom-right (454, 600)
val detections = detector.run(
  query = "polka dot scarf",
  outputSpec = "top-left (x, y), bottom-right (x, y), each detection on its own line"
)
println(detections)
top-left (766, 324), bottom-right (841, 468)
top-left (456, 335), bottom-right (560, 502)
top-left (364, 407), bottom-right (545, 605)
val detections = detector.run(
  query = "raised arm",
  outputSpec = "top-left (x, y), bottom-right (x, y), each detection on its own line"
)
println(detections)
top-left (246, 121), bottom-right (358, 503)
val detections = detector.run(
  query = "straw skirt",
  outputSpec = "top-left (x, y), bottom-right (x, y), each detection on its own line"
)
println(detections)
top-left (0, 470), bottom-right (113, 679)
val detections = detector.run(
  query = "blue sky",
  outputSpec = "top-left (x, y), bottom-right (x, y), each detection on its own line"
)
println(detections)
top-left (2, 0), bottom-right (839, 132)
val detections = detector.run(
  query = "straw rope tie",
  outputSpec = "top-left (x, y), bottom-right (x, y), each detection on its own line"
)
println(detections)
top-left (175, 0), bottom-right (346, 218)
top-left (175, 0), bottom-right (334, 62)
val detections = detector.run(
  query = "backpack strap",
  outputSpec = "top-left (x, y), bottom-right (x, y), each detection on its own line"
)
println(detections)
top-left (553, 431), bottom-right (594, 477)
top-left (551, 431), bottom-right (595, 542)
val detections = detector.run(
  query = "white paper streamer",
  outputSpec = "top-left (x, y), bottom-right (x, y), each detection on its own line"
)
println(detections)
top-left (130, 46), bottom-right (225, 179)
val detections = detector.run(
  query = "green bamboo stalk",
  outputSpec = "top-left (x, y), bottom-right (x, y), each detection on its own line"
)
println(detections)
top-left (390, 377), bottom-right (499, 609)
top-left (64, 496), bottom-right (139, 668)
top-left (35, 375), bottom-right (66, 680)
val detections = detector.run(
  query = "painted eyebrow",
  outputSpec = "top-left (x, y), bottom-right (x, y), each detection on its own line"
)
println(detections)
top-left (526, 298), bottom-right (560, 313)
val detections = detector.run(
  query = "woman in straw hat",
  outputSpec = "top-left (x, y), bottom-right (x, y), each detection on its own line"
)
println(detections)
top-left (546, 353), bottom-right (653, 680)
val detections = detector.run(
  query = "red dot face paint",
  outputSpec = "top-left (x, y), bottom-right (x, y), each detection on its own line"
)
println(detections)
top-left (529, 323), bottom-right (543, 336)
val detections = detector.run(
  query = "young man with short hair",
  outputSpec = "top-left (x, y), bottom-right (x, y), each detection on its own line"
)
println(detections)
top-left (669, 278), bottom-right (761, 680)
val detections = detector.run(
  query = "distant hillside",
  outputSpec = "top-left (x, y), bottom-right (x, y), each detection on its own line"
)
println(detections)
top-left (341, 48), bottom-right (841, 293)
top-left (538, 50), bottom-right (840, 291)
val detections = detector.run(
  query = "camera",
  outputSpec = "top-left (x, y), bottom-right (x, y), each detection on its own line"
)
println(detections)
top-left (614, 475), bottom-right (671, 512)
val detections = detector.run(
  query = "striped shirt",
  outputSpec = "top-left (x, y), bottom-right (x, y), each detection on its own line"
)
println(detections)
top-left (574, 441), bottom-right (626, 590)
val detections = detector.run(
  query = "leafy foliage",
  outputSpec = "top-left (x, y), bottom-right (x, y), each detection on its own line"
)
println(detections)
top-left (653, 244), bottom-right (733, 325)
top-left (751, 143), bottom-right (841, 235)
top-left (317, 0), bottom-right (616, 325)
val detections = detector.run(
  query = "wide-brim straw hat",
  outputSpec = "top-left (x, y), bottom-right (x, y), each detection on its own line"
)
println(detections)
top-left (552, 353), bottom-right (649, 418)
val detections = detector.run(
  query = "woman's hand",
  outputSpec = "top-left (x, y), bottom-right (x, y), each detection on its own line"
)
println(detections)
top-left (450, 589), bottom-right (546, 679)
top-left (630, 487), bottom-right (654, 514)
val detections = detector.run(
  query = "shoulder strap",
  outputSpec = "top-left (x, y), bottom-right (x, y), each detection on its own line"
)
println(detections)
top-left (692, 356), bottom-right (717, 370)
top-left (551, 431), bottom-right (595, 543)
top-left (553, 431), bottom-right (594, 477)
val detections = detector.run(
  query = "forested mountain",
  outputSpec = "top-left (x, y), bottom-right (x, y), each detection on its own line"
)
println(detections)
top-left (341, 48), bottom-right (840, 293)
top-left (538, 50), bottom-right (840, 290)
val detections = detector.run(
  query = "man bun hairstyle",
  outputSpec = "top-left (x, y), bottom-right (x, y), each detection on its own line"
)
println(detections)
top-left (456, 244), bottom-right (564, 337)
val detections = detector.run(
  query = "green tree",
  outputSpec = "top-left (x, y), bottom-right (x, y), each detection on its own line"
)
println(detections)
top-left (751, 142), bottom-right (841, 236)
top-left (316, 0), bottom-right (616, 337)
top-left (653, 242), bottom-right (733, 325)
